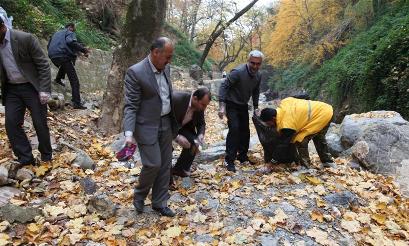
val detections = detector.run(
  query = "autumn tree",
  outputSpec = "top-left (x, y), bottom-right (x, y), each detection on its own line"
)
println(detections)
top-left (98, 0), bottom-right (166, 134)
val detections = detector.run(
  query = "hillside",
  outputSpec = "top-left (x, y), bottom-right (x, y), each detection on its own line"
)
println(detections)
top-left (268, 1), bottom-right (409, 119)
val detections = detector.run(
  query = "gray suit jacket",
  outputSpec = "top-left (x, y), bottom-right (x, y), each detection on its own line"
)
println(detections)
top-left (123, 57), bottom-right (177, 145)
top-left (0, 29), bottom-right (51, 105)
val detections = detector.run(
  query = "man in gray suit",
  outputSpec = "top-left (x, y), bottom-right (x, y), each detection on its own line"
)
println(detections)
top-left (123, 37), bottom-right (177, 217)
top-left (0, 17), bottom-right (52, 167)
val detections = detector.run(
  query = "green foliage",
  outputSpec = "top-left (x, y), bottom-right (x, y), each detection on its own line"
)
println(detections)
top-left (270, 1), bottom-right (409, 119)
top-left (164, 24), bottom-right (213, 71)
top-left (1, 0), bottom-right (113, 50)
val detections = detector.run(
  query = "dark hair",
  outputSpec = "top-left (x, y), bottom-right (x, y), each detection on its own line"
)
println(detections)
top-left (0, 17), bottom-right (4, 25)
top-left (150, 37), bottom-right (171, 51)
top-left (193, 87), bottom-right (211, 101)
top-left (260, 108), bottom-right (277, 122)
top-left (65, 23), bottom-right (75, 28)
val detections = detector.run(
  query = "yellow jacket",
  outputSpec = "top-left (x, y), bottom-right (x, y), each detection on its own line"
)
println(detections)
top-left (276, 97), bottom-right (333, 143)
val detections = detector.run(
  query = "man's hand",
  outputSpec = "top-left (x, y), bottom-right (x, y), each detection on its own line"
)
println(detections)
top-left (176, 135), bottom-right (191, 149)
top-left (254, 108), bottom-right (261, 117)
top-left (218, 103), bottom-right (225, 119)
top-left (39, 92), bottom-right (50, 105)
top-left (124, 131), bottom-right (135, 145)
top-left (197, 134), bottom-right (204, 145)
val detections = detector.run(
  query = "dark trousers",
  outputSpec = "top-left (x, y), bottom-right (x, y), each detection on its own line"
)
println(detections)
top-left (134, 115), bottom-right (173, 208)
top-left (295, 123), bottom-right (332, 166)
top-left (225, 102), bottom-right (250, 163)
top-left (4, 83), bottom-right (52, 164)
top-left (173, 127), bottom-right (198, 172)
top-left (51, 57), bottom-right (81, 105)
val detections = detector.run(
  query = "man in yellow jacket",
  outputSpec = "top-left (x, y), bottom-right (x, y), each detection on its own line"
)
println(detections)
top-left (259, 97), bottom-right (335, 169)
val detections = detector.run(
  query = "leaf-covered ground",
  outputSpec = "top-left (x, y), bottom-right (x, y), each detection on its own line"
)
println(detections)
top-left (0, 98), bottom-right (408, 245)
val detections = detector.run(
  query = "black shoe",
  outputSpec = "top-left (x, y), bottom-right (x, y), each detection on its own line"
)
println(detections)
top-left (133, 200), bottom-right (144, 214)
top-left (225, 162), bottom-right (236, 172)
top-left (53, 79), bottom-right (65, 87)
top-left (73, 104), bottom-right (87, 109)
top-left (152, 206), bottom-right (175, 217)
top-left (239, 158), bottom-right (256, 165)
top-left (171, 168), bottom-right (190, 177)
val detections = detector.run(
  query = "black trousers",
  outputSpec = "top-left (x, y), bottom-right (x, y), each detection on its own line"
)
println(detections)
top-left (225, 102), bottom-right (250, 164)
top-left (5, 83), bottom-right (52, 164)
top-left (173, 127), bottom-right (197, 172)
top-left (51, 57), bottom-right (81, 105)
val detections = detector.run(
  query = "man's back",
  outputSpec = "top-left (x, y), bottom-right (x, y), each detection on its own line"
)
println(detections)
top-left (48, 29), bottom-right (75, 59)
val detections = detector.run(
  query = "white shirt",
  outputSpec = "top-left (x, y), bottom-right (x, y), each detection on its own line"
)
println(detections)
top-left (148, 55), bottom-right (171, 116)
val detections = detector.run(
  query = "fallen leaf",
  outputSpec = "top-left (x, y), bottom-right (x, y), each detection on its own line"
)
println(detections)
top-left (310, 210), bottom-right (324, 223)
top-left (372, 214), bottom-right (386, 225)
top-left (164, 226), bottom-right (181, 238)
top-left (0, 221), bottom-right (10, 233)
top-left (268, 208), bottom-right (288, 225)
top-left (341, 219), bottom-right (361, 233)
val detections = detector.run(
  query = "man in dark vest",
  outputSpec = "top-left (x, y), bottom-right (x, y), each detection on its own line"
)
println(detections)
top-left (218, 50), bottom-right (263, 172)
top-left (48, 23), bottom-right (89, 109)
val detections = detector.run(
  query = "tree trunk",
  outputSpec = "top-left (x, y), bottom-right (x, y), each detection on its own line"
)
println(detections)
top-left (198, 0), bottom-right (259, 68)
top-left (98, 0), bottom-right (167, 135)
top-left (189, 0), bottom-right (202, 42)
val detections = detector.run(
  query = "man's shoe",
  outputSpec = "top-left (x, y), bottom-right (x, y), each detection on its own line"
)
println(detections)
top-left (226, 162), bottom-right (236, 172)
top-left (73, 104), bottom-right (87, 109)
top-left (171, 168), bottom-right (189, 177)
top-left (133, 200), bottom-right (144, 214)
top-left (152, 206), bottom-right (175, 217)
top-left (53, 79), bottom-right (65, 87)
top-left (322, 162), bottom-right (336, 169)
top-left (239, 158), bottom-right (256, 165)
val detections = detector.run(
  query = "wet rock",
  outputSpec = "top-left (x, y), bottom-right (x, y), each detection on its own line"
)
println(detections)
top-left (0, 204), bottom-right (41, 223)
top-left (73, 150), bottom-right (95, 170)
top-left (324, 191), bottom-right (357, 207)
top-left (87, 194), bottom-right (117, 219)
top-left (15, 168), bottom-right (34, 181)
top-left (0, 187), bottom-right (21, 206)
top-left (80, 177), bottom-right (98, 195)
top-left (0, 166), bottom-right (8, 186)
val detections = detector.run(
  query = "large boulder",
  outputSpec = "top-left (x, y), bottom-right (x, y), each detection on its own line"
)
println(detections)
top-left (189, 64), bottom-right (203, 84)
top-left (325, 123), bottom-right (344, 157)
top-left (340, 111), bottom-right (407, 148)
top-left (352, 123), bottom-right (409, 196)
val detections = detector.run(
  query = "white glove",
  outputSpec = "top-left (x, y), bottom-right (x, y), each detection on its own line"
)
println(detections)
top-left (176, 135), bottom-right (191, 149)
top-left (39, 92), bottom-right (50, 105)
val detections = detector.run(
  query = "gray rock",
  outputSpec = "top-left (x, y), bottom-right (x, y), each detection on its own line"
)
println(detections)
top-left (0, 204), bottom-right (41, 223)
top-left (0, 166), bottom-right (8, 186)
top-left (189, 64), bottom-right (203, 83)
top-left (195, 234), bottom-right (214, 243)
top-left (0, 105), bottom-right (4, 114)
top-left (325, 123), bottom-right (344, 157)
top-left (87, 194), bottom-right (117, 219)
top-left (181, 177), bottom-right (193, 189)
top-left (196, 145), bottom-right (225, 162)
top-left (73, 150), bottom-right (95, 170)
top-left (15, 168), bottom-right (34, 181)
top-left (0, 186), bottom-right (21, 206)
top-left (351, 123), bottom-right (409, 196)
top-left (80, 177), bottom-right (98, 194)
top-left (324, 191), bottom-right (357, 207)
top-left (194, 191), bottom-right (211, 202)
top-left (169, 193), bottom-right (187, 204)
top-left (340, 111), bottom-right (407, 148)
top-left (48, 92), bottom-right (65, 111)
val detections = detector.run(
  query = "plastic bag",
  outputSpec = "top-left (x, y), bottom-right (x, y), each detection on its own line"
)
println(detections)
top-left (116, 143), bottom-right (137, 162)
top-left (0, 7), bottom-right (13, 29)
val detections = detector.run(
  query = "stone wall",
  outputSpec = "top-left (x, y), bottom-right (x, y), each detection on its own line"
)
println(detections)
top-left (40, 40), bottom-right (113, 93)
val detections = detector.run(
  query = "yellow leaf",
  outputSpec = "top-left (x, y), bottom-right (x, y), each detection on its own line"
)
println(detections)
top-left (311, 210), bottom-right (324, 223)
top-left (0, 233), bottom-right (10, 246)
top-left (372, 214), bottom-right (386, 225)
top-left (182, 204), bottom-right (197, 213)
top-left (35, 165), bottom-right (50, 177)
top-left (376, 202), bottom-right (387, 210)
top-left (268, 208), bottom-right (288, 225)
top-left (316, 198), bottom-right (327, 208)
top-left (43, 204), bottom-right (67, 217)
top-left (341, 219), bottom-right (361, 233)
top-left (305, 176), bottom-right (322, 185)
top-left (164, 226), bottom-right (181, 238)
top-left (306, 227), bottom-right (331, 245)
top-left (27, 223), bottom-right (40, 233)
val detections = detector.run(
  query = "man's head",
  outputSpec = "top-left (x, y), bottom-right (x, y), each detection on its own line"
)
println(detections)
top-left (260, 108), bottom-right (277, 127)
top-left (0, 17), bottom-right (6, 43)
top-left (191, 87), bottom-right (211, 112)
top-left (150, 37), bottom-right (174, 71)
top-left (247, 50), bottom-right (263, 74)
top-left (65, 23), bottom-right (76, 32)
